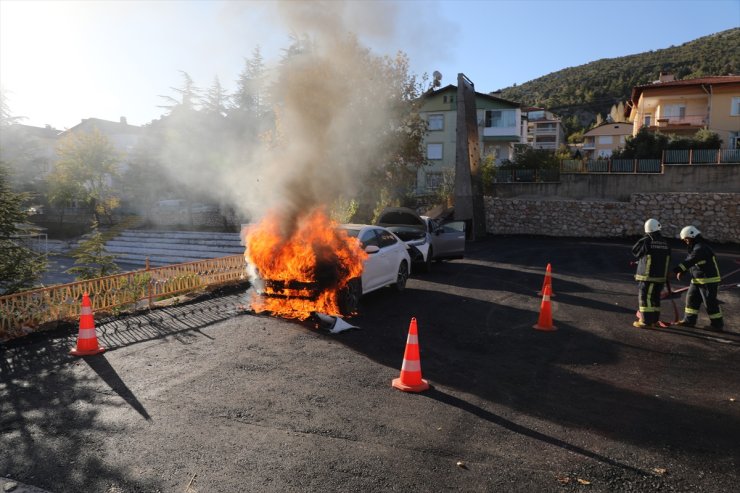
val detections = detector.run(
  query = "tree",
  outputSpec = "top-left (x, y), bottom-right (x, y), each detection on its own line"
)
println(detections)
top-left (158, 71), bottom-right (201, 114)
top-left (51, 128), bottom-right (121, 225)
top-left (202, 77), bottom-right (229, 118)
top-left (500, 146), bottom-right (560, 171)
top-left (613, 127), bottom-right (722, 159)
top-left (0, 164), bottom-right (46, 294)
top-left (66, 220), bottom-right (120, 280)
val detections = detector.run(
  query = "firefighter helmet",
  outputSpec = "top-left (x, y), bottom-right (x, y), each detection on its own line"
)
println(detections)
top-left (644, 218), bottom-right (661, 233)
top-left (680, 225), bottom-right (700, 240)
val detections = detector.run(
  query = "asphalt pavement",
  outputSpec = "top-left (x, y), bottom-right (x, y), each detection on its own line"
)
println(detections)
top-left (2, 236), bottom-right (739, 492)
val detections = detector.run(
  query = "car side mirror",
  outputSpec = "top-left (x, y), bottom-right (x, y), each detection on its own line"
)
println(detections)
top-left (365, 245), bottom-right (380, 254)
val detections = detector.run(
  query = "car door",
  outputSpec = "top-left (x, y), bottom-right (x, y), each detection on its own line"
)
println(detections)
top-left (358, 228), bottom-right (386, 292)
top-left (375, 228), bottom-right (402, 285)
top-left (428, 218), bottom-right (466, 259)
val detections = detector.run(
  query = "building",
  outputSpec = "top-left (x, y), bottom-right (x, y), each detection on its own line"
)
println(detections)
top-left (581, 122), bottom-right (633, 158)
top-left (521, 107), bottom-right (565, 150)
top-left (627, 74), bottom-right (740, 148)
top-left (0, 124), bottom-right (61, 185)
top-left (59, 117), bottom-right (143, 174)
top-left (418, 85), bottom-right (522, 195)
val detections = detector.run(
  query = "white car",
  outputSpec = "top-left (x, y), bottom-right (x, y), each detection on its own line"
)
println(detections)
top-left (376, 207), bottom-right (466, 272)
top-left (336, 224), bottom-right (411, 315)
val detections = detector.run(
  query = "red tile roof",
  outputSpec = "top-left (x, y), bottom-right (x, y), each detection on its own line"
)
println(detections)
top-left (630, 75), bottom-right (740, 103)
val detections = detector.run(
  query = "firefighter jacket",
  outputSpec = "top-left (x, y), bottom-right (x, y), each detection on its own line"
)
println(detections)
top-left (673, 236), bottom-right (722, 284)
top-left (632, 232), bottom-right (671, 282)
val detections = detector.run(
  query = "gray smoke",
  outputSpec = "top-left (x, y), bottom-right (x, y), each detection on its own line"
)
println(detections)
top-left (153, 1), bottom-right (415, 235)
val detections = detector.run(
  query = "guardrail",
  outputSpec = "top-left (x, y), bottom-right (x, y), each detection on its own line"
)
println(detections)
top-left (0, 254), bottom-right (247, 341)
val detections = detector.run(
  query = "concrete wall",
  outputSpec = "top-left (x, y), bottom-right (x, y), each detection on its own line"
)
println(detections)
top-left (491, 164), bottom-right (740, 201)
top-left (485, 192), bottom-right (739, 243)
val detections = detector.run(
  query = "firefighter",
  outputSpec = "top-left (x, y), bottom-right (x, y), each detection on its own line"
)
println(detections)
top-left (631, 218), bottom-right (671, 328)
top-left (672, 226), bottom-right (724, 331)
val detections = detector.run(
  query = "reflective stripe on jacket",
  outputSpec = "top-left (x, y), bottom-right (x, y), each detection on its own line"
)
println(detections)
top-left (632, 233), bottom-right (671, 282)
top-left (674, 237), bottom-right (722, 284)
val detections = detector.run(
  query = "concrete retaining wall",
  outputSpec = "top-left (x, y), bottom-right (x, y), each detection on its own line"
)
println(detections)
top-left (485, 192), bottom-right (740, 243)
top-left (491, 164), bottom-right (740, 201)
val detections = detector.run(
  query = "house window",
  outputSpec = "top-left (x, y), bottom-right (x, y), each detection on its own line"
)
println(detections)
top-left (731, 132), bottom-right (740, 149)
top-left (536, 135), bottom-right (556, 143)
top-left (597, 136), bottom-right (613, 145)
top-left (731, 97), bottom-right (740, 116)
top-left (426, 172), bottom-right (443, 190)
top-left (536, 122), bottom-right (556, 131)
top-left (484, 109), bottom-right (517, 128)
top-left (428, 114), bottom-right (444, 131)
top-left (662, 104), bottom-right (686, 118)
top-left (598, 149), bottom-right (613, 158)
top-left (427, 143), bottom-right (443, 160)
top-left (643, 114), bottom-right (652, 127)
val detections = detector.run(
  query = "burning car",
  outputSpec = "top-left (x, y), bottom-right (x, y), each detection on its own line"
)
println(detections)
top-left (376, 207), bottom-right (466, 272)
top-left (334, 224), bottom-right (411, 314)
top-left (243, 209), bottom-right (410, 319)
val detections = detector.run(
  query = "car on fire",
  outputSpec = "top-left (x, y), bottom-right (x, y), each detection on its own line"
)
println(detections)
top-left (336, 224), bottom-right (411, 315)
top-left (376, 207), bottom-right (466, 272)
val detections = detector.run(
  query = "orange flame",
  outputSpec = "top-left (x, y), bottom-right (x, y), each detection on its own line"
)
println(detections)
top-left (243, 208), bottom-right (366, 319)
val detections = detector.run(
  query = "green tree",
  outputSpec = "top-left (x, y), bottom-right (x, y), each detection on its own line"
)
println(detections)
top-left (202, 76), bottom-right (230, 118)
top-left (66, 220), bottom-right (120, 280)
top-left (501, 146), bottom-right (560, 171)
top-left (0, 164), bottom-right (46, 294)
top-left (614, 127), bottom-right (722, 159)
top-left (158, 71), bottom-right (201, 114)
top-left (51, 128), bottom-right (121, 225)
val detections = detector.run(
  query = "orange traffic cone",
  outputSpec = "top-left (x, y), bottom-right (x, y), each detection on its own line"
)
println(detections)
top-left (533, 284), bottom-right (557, 332)
top-left (392, 318), bottom-right (430, 393)
top-left (70, 293), bottom-right (105, 356)
top-left (537, 263), bottom-right (555, 297)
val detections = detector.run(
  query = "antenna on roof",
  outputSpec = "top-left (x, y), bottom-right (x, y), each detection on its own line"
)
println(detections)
top-left (432, 71), bottom-right (442, 88)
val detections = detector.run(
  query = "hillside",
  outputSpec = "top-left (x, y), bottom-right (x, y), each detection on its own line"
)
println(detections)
top-left (497, 28), bottom-right (740, 131)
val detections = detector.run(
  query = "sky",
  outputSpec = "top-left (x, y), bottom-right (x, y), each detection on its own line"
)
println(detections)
top-left (1, 0), bottom-right (738, 130)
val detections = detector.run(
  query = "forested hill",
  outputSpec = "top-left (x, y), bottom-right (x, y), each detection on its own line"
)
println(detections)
top-left (496, 28), bottom-right (739, 129)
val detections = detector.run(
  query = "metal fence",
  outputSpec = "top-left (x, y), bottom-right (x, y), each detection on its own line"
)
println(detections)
top-left (0, 255), bottom-right (247, 341)
top-left (561, 159), bottom-right (662, 173)
top-left (494, 168), bottom-right (560, 183)
top-left (664, 148), bottom-right (740, 164)
top-left (562, 148), bottom-right (740, 174)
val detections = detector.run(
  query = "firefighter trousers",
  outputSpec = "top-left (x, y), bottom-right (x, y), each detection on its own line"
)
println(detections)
top-left (638, 281), bottom-right (663, 325)
top-left (683, 282), bottom-right (723, 328)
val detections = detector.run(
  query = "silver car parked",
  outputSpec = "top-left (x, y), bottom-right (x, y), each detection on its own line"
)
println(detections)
top-left (376, 207), bottom-right (466, 272)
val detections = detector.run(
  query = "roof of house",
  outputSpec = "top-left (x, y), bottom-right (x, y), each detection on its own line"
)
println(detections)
top-left (422, 84), bottom-right (520, 107)
top-left (6, 123), bottom-right (62, 138)
top-left (630, 75), bottom-right (740, 104)
top-left (60, 117), bottom-right (142, 136)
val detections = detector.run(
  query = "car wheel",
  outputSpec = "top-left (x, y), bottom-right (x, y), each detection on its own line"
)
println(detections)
top-left (338, 277), bottom-right (362, 316)
top-left (393, 261), bottom-right (409, 292)
top-left (420, 246), bottom-right (433, 273)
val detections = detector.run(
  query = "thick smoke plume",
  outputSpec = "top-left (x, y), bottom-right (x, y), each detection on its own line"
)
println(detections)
top-left (154, 1), bottom-right (405, 236)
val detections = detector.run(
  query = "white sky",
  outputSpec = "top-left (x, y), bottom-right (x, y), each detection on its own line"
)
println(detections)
top-left (1, 0), bottom-right (738, 130)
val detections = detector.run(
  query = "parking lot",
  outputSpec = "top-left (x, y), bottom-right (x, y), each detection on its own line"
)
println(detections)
top-left (2, 236), bottom-right (739, 492)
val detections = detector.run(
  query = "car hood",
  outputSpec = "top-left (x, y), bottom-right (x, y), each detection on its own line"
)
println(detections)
top-left (376, 207), bottom-right (426, 232)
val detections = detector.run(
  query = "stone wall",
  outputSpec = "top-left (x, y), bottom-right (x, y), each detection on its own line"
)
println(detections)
top-left (485, 192), bottom-right (740, 243)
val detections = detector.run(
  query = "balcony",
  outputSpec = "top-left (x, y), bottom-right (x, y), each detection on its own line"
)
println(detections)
top-left (655, 114), bottom-right (706, 128)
